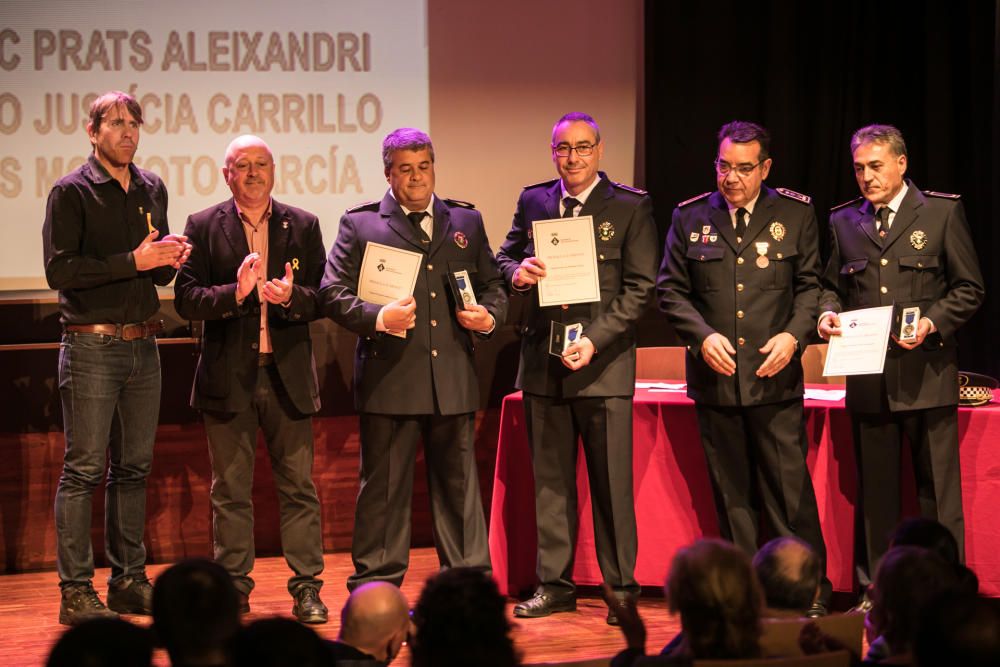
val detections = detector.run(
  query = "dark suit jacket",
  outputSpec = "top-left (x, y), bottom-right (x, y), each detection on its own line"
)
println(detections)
top-left (819, 180), bottom-right (984, 413)
top-left (658, 186), bottom-right (822, 407)
top-left (174, 198), bottom-right (326, 415)
top-left (318, 192), bottom-right (507, 416)
top-left (495, 174), bottom-right (657, 398)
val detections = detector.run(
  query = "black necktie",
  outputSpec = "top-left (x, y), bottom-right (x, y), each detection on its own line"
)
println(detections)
top-left (407, 211), bottom-right (430, 245)
top-left (875, 207), bottom-right (890, 242)
top-left (562, 197), bottom-right (581, 218)
top-left (735, 207), bottom-right (748, 243)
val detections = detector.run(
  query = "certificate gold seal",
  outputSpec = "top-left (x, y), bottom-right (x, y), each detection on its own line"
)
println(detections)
top-left (598, 221), bottom-right (615, 241)
top-left (769, 221), bottom-right (786, 242)
top-left (454, 231), bottom-right (469, 249)
top-left (910, 230), bottom-right (927, 250)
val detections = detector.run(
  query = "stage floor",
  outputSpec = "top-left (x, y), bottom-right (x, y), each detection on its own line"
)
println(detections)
top-left (0, 547), bottom-right (680, 666)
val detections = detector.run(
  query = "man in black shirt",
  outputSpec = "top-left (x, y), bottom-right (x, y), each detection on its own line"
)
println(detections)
top-left (42, 90), bottom-right (190, 625)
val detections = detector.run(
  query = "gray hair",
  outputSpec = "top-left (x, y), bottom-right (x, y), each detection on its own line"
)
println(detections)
top-left (382, 128), bottom-right (434, 169)
top-left (851, 124), bottom-right (908, 158)
top-left (552, 112), bottom-right (601, 144)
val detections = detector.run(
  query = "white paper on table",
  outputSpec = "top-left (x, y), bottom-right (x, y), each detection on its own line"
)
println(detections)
top-left (804, 388), bottom-right (847, 401)
top-left (358, 242), bottom-right (423, 338)
top-left (636, 381), bottom-right (687, 391)
top-left (823, 305), bottom-right (893, 376)
top-left (531, 216), bottom-right (601, 307)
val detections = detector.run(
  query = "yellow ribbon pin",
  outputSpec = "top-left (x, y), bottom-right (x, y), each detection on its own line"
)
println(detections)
top-left (291, 258), bottom-right (300, 271)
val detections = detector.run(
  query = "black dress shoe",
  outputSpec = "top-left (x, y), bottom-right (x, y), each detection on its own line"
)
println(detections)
top-left (606, 607), bottom-right (620, 625)
top-left (513, 592), bottom-right (576, 618)
top-left (292, 585), bottom-right (328, 624)
top-left (805, 601), bottom-right (829, 618)
top-left (107, 575), bottom-right (154, 615)
top-left (237, 591), bottom-right (250, 614)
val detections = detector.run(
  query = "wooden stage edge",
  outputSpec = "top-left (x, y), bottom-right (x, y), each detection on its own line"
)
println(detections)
top-left (0, 546), bottom-right (680, 667)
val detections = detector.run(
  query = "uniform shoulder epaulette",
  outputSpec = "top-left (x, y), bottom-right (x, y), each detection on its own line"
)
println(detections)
top-left (444, 198), bottom-right (476, 209)
top-left (830, 196), bottom-right (863, 212)
top-left (677, 192), bottom-right (712, 208)
top-left (924, 190), bottom-right (961, 200)
top-left (522, 178), bottom-right (559, 190)
top-left (611, 181), bottom-right (647, 195)
top-left (346, 200), bottom-right (378, 213)
top-left (776, 187), bottom-right (812, 205)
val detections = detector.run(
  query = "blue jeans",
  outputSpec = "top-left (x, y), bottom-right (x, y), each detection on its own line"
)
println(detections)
top-left (54, 332), bottom-right (160, 588)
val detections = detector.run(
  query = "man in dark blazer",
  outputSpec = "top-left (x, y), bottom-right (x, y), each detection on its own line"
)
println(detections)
top-left (319, 128), bottom-right (507, 591)
top-left (818, 124), bottom-right (984, 590)
top-left (496, 112), bottom-right (657, 623)
top-left (174, 135), bottom-right (328, 623)
top-left (658, 121), bottom-right (829, 614)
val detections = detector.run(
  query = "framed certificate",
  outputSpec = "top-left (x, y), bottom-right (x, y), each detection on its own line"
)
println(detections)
top-left (823, 305), bottom-right (894, 376)
top-left (531, 216), bottom-right (601, 307)
top-left (358, 242), bottom-right (422, 306)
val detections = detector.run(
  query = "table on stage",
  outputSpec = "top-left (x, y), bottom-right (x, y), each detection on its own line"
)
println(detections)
top-left (488, 383), bottom-right (1000, 597)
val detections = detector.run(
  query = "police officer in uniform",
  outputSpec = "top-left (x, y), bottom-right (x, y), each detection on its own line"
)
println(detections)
top-left (497, 112), bottom-right (657, 624)
top-left (658, 120), bottom-right (830, 614)
top-left (818, 124), bottom-right (984, 594)
top-left (319, 128), bottom-right (507, 590)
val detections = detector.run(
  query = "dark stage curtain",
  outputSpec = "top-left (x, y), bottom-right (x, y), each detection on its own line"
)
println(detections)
top-left (643, 0), bottom-right (999, 376)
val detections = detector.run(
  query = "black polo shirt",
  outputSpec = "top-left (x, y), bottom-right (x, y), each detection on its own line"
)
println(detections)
top-left (42, 154), bottom-right (176, 325)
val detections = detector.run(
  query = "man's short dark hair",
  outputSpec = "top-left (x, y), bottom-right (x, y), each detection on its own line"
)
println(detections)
top-left (411, 568), bottom-right (519, 667)
top-left (870, 546), bottom-right (960, 652)
top-left (47, 618), bottom-right (153, 667)
top-left (752, 536), bottom-right (821, 613)
top-left (718, 120), bottom-right (770, 160)
top-left (666, 539), bottom-right (763, 659)
top-left (88, 91), bottom-right (143, 134)
top-left (382, 127), bottom-right (434, 169)
top-left (850, 124), bottom-right (908, 158)
top-left (152, 559), bottom-right (241, 665)
top-left (552, 112), bottom-right (601, 144)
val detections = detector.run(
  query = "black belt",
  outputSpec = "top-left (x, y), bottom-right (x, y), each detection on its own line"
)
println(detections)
top-left (64, 320), bottom-right (164, 341)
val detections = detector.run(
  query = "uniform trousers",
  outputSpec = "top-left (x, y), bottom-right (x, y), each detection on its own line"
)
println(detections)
top-left (695, 399), bottom-right (830, 600)
top-left (523, 393), bottom-right (639, 596)
top-left (852, 404), bottom-right (963, 585)
top-left (348, 411), bottom-right (490, 590)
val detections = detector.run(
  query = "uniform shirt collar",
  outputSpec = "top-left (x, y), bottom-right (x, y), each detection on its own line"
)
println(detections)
top-left (560, 175), bottom-right (601, 209)
top-left (389, 189), bottom-right (436, 219)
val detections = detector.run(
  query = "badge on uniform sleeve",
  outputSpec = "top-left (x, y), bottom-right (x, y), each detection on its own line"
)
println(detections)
top-left (454, 231), bottom-right (469, 249)
top-left (598, 221), bottom-right (615, 241)
top-left (689, 232), bottom-right (699, 242)
top-left (709, 234), bottom-right (718, 242)
top-left (769, 221), bottom-right (786, 242)
top-left (910, 230), bottom-right (927, 250)
top-left (702, 225), bottom-right (711, 235)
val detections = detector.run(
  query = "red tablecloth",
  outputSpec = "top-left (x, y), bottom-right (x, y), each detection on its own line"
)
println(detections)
top-left (488, 384), bottom-right (1000, 596)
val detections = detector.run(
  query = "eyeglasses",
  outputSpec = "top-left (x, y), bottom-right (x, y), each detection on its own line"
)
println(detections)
top-left (714, 159), bottom-right (764, 177)
top-left (552, 143), bottom-right (597, 157)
